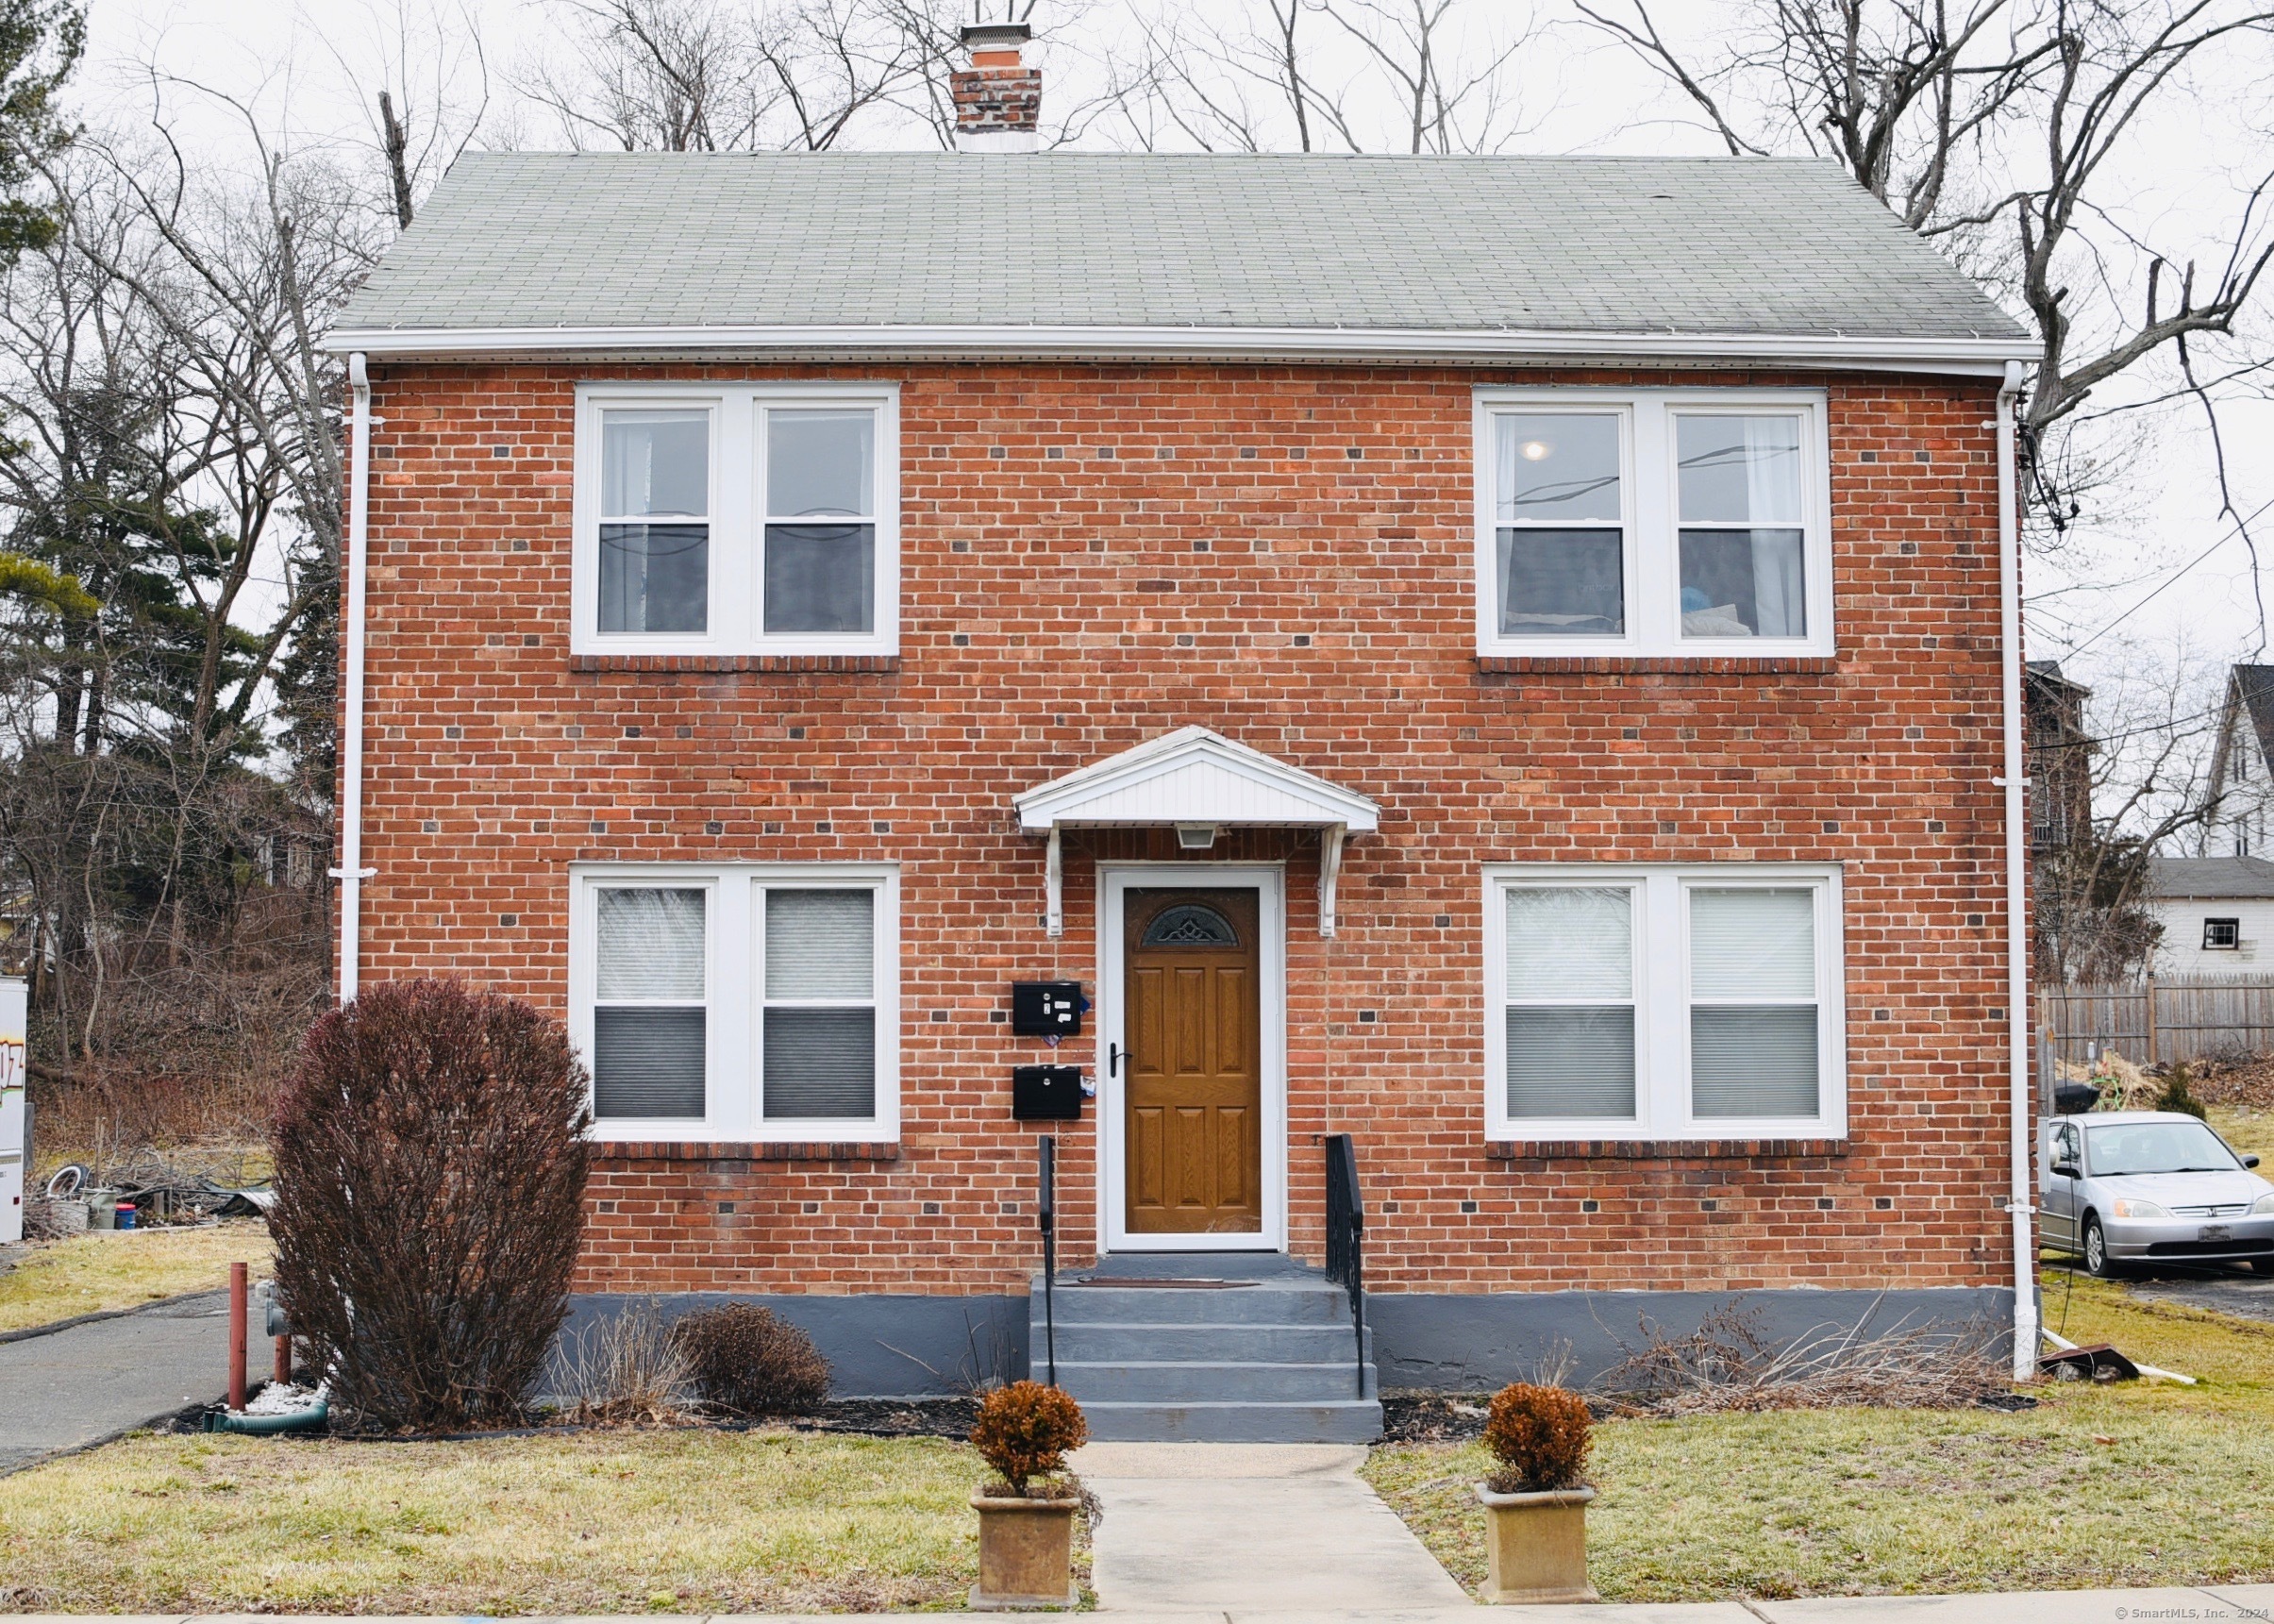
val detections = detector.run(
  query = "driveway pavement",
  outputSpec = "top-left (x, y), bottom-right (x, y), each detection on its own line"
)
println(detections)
top-left (0, 1291), bottom-right (227, 1473)
top-left (2123, 1264), bottom-right (2274, 1324)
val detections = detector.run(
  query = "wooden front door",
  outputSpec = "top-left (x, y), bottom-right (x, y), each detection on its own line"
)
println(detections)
top-left (1124, 888), bottom-right (1263, 1235)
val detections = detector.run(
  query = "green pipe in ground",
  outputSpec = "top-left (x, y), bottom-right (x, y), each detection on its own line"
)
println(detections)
top-left (203, 1396), bottom-right (328, 1435)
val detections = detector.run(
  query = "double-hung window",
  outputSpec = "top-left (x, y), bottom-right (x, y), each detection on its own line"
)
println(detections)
top-left (573, 864), bottom-right (899, 1140)
top-left (575, 384), bottom-right (898, 656)
top-left (1485, 865), bottom-right (1845, 1139)
top-left (1477, 390), bottom-right (1831, 658)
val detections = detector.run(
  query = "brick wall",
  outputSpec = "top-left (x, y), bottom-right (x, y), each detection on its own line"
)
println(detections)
top-left (352, 360), bottom-right (2014, 1298)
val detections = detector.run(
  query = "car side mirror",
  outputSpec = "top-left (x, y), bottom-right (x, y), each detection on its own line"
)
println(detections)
top-left (2050, 1160), bottom-right (2080, 1179)
top-left (2247, 1155), bottom-right (2262, 1170)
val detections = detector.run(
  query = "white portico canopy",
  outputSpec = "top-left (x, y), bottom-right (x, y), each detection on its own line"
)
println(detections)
top-left (1013, 727), bottom-right (1380, 938)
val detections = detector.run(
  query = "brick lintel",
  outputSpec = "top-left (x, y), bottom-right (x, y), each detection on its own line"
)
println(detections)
top-left (1484, 1138), bottom-right (1850, 1162)
top-left (594, 1140), bottom-right (902, 1163)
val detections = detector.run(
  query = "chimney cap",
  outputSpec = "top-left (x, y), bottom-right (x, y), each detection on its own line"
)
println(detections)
top-left (961, 21), bottom-right (1032, 49)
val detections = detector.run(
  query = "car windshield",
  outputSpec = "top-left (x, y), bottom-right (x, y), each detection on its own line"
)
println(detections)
top-left (2085, 1120), bottom-right (2241, 1177)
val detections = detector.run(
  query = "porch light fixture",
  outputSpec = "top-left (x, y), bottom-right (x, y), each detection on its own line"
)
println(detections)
top-left (1177, 824), bottom-right (1220, 850)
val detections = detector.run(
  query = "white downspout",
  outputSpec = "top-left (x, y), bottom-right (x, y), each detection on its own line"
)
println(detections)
top-left (330, 353), bottom-right (375, 1002)
top-left (1998, 358), bottom-right (2037, 1380)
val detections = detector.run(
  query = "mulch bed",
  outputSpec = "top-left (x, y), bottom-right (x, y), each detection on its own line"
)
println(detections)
top-left (1380, 1393), bottom-right (1494, 1443)
top-left (165, 1396), bottom-right (983, 1443)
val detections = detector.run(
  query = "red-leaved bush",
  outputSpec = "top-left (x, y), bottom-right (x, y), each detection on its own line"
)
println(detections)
top-left (1484, 1382), bottom-right (1593, 1493)
top-left (270, 979), bottom-right (592, 1431)
top-left (970, 1380), bottom-right (1088, 1495)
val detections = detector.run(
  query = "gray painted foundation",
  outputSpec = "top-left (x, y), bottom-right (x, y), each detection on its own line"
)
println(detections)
top-left (559, 1283), bottom-right (2012, 1399)
top-left (1368, 1286), bottom-right (2015, 1391)
top-left (558, 1291), bottom-right (1028, 1399)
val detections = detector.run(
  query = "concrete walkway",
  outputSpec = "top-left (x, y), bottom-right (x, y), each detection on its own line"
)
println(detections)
top-left (1068, 1440), bottom-right (1472, 1614)
top-left (0, 1291), bottom-right (226, 1473)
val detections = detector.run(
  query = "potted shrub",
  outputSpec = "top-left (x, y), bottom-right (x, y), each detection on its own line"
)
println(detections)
top-left (1474, 1381), bottom-right (1597, 1604)
top-left (968, 1380), bottom-right (1088, 1610)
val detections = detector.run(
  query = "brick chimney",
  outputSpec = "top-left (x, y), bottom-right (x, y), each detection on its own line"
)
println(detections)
top-left (952, 22), bottom-right (1041, 153)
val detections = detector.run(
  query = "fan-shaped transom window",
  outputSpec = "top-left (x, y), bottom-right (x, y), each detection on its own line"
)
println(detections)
top-left (1143, 904), bottom-right (1239, 947)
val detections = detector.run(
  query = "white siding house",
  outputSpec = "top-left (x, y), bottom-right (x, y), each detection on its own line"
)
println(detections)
top-left (2149, 856), bottom-right (2274, 973)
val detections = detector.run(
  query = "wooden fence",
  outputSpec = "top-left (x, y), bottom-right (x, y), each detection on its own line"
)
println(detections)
top-left (2035, 977), bottom-right (2274, 1078)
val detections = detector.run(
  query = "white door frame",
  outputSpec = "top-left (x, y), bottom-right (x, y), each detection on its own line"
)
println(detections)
top-left (1096, 862), bottom-right (1288, 1254)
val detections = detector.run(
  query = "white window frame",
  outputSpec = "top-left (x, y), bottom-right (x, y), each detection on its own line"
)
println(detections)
top-left (1483, 863), bottom-right (1847, 1141)
top-left (1473, 388), bottom-right (1834, 659)
top-left (570, 862), bottom-right (901, 1142)
top-left (2204, 917), bottom-right (2241, 950)
top-left (572, 382), bottom-right (900, 658)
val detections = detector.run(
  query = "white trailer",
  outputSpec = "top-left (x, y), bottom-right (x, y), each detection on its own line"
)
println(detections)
top-left (0, 978), bottom-right (25, 1244)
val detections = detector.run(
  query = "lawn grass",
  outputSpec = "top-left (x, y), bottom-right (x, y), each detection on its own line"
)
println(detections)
top-left (2210, 1102), bottom-right (2272, 1166)
top-left (0, 1428), bottom-right (1052, 1615)
top-left (1363, 1265), bottom-right (2274, 1602)
top-left (0, 1219), bottom-right (271, 1333)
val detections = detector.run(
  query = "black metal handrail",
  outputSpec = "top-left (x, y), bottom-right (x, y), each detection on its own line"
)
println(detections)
top-left (1037, 1133), bottom-right (1058, 1388)
top-left (1323, 1132), bottom-right (1366, 1398)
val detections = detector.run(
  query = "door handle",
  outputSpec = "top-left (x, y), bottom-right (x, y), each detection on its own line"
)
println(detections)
top-left (1108, 1042), bottom-right (1122, 1078)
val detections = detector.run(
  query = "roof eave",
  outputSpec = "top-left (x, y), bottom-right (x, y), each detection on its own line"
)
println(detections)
top-left (322, 322), bottom-right (2037, 374)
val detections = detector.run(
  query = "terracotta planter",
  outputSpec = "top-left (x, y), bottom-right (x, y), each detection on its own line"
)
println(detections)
top-left (1475, 1483), bottom-right (1597, 1604)
top-left (970, 1488), bottom-right (1078, 1610)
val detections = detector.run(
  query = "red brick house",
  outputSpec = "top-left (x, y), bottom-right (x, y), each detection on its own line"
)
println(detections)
top-left (325, 27), bottom-right (2040, 1436)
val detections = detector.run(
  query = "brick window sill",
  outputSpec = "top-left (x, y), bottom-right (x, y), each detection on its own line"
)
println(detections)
top-left (570, 655), bottom-right (901, 674)
top-left (1476, 656), bottom-right (1839, 677)
top-left (593, 1139), bottom-right (901, 1163)
top-left (1485, 1138), bottom-right (1849, 1162)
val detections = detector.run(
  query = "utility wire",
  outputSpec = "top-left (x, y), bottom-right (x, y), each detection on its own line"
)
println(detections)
top-left (2061, 492), bottom-right (2274, 659)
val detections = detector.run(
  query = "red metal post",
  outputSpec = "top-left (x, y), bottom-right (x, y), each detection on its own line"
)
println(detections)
top-left (275, 1334), bottom-right (292, 1388)
top-left (227, 1262), bottom-right (248, 1411)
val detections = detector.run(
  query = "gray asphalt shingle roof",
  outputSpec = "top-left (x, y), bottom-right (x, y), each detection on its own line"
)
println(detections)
top-left (2150, 855), bottom-right (2274, 900)
top-left (334, 152), bottom-right (2024, 342)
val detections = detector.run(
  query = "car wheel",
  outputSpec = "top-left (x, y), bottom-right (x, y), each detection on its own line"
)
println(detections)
top-left (2082, 1215), bottom-right (2118, 1279)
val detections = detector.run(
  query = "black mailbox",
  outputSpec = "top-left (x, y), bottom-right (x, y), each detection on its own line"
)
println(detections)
top-left (1011, 980), bottom-right (1085, 1037)
top-left (1012, 1065), bottom-right (1084, 1121)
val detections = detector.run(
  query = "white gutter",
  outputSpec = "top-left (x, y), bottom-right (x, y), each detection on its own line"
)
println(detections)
top-left (327, 353), bottom-right (376, 1003)
top-left (1998, 357), bottom-right (2037, 1381)
top-left (320, 322), bottom-right (2038, 375)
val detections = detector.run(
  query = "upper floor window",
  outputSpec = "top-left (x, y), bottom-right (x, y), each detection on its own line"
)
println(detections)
top-left (574, 383), bottom-right (898, 656)
top-left (1475, 389), bottom-right (1832, 659)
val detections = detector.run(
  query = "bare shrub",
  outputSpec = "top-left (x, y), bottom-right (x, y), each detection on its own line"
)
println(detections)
top-left (669, 1301), bottom-right (831, 1416)
top-left (269, 979), bottom-right (592, 1432)
top-left (1597, 1301), bottom-right (2009, 1415)
top-left (562, 1298), bottom-right (693, 1425)
top-left (1483, 1382), bottom-right (1592, 1493)
top-left (969, 1380), bottom-right (1087, 1496)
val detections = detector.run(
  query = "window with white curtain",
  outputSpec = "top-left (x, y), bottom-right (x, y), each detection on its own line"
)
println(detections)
top-left (573, 864), bottom-right (899, 1139)
top-left (1476, 390), bottom-right (1831, 658)
top-left (574, 384), bottom-right (898, 657)
top-left (1485, 865), bottom-right (1845, 1138)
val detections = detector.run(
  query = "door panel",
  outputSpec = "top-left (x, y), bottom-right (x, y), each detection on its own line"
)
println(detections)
top-left (1125, 888), bottom-right (1264, 1235)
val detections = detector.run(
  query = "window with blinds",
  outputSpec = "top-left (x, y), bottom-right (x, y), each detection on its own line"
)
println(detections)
top-left (1687, 887), bottom-right (1820, 1118)
top-left (1502, 886), bottom-right (1637, 1120)
top-left (1487, 866), bottom-right (1841, 1138)
top-left (577, 864), bottom-right (898, 1138)
top-left (592, 887), bottom-right (707, 1119)
top-left (761, 889), bottom-right (877, 1120)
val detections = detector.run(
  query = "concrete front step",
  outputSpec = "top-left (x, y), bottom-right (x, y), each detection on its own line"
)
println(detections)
top-left (1055, 1356), bottom-right (1378, 1404)
top-left (1039, 1281), bottom-right (1352, 1325)
top-left (1049, 1320), bottom-right (1369, 1363)
top-left (1078, 1398), bottom-right (1385, 1444)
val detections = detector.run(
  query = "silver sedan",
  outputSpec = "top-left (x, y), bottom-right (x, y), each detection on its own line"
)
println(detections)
top-left (2040, 1111), bottom-right (2274, 1277)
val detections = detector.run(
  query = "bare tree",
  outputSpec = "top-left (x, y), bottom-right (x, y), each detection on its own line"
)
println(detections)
top-left (1576, 1), bottom-right (2274, 546)
top-left (1095, 0), bottom-right (1543, 154)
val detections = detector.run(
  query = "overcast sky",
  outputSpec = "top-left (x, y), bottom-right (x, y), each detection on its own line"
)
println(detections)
top-left (75, 0), bottom-right (2274, 731)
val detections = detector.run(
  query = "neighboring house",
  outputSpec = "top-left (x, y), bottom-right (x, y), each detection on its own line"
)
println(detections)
top-left (323, 25), bottom-right (2040, 1432)
top-left (2025, 661), bottom-right (2094, 854)
top-left (2149, 855), bottom-right (2274, 973)
top-left (2205, 664), bottom-right (2274, 858)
